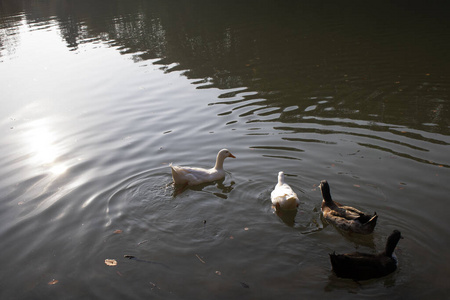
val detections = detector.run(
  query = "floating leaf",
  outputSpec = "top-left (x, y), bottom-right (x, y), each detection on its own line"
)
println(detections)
top-left (138, 240), bottom-right (148, 246)
top-left (48, 279), bottom-right (58, 285)
top-left (105, 259), bottom-right (117, 266)
top-left (195, 254), bottom-right (206, 264)
top-left (149, 281), bottom-right (160, 290)
top-left (113, 230), bottom-right (122, 234)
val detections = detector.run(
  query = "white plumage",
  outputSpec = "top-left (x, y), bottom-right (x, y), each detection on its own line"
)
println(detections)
top-left (170, 149), bottom-right (235, 186)
top-left (271, 171), bottom-right (299, 210)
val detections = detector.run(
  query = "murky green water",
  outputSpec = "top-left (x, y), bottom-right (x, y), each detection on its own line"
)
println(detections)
top-left (1, 1), bottom-right (449, 299)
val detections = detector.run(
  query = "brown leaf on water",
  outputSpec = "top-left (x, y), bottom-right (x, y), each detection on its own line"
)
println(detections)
top-left (353, 184), bottom-right (360, 188)
top-left (105, 259), bottom-right (117, 266)
top-left (113, 230), bottom-right (122, 234)
top-left (48, 279), bottom-right (58, 285)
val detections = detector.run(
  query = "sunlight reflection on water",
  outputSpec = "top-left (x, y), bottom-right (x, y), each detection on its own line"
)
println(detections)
top-left (25, 121), bottom-right (66, 173)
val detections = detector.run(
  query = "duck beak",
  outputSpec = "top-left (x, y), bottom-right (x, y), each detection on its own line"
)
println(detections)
top-left (229, 153), bottom-right (236, 158)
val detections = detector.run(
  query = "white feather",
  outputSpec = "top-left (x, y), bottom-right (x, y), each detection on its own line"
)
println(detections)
top-left (271, 171), bottom-right (299, 210)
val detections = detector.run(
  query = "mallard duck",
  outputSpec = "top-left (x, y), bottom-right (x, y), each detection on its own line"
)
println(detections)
top-left (271, 171), bottom-right (299, 210)
top-left (329, 230), bottom-right (403, 280)
top-left (320, 180), bottom-right (378, 234)
top-left (170, 149), bottom-right (235, 186)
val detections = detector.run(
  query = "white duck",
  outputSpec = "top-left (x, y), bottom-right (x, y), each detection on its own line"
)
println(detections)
top-left (271, 171), bottom-right (299, 210)
top-left (170, 149), bottom-right (236, 186)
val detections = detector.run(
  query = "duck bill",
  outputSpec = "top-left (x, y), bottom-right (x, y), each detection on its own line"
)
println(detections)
top-left (229, 153), bottom-right (236, 158)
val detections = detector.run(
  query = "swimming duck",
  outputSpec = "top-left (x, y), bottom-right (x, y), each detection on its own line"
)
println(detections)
top-left (329, 230), bottom-right (403, 280)
top-left (170, 149), bottom-right (235, 186)
top-left (320, 180), bottom-right (378, 234)
top-left (271, 171), bottom-right (299, 210)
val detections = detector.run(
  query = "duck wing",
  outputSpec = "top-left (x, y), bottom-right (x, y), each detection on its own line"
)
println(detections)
top-left (171, 165), bottom-right (223, 186)
top-left (339, 205), bottom-right (376, 223)
top-left (328, 206), bottom-right (361, 220)
top-left (340, 206), bottom-right (377, 224)
top-left (339, 205), bottom-right (364, 215)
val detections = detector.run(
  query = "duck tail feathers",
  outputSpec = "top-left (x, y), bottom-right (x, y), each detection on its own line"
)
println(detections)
top-left (368, 212), bottom-right (378, 224)
top-left (170, 163), bottom-right (181, 179)
top-left (354, 212), bottom-right (378, 228)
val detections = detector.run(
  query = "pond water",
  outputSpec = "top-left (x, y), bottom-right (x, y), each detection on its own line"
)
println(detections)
top-left (1, 0), bottom-right (450, 299)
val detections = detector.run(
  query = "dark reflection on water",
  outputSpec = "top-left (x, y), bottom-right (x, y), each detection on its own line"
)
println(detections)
top-left (173, 179), bottom-right (235, 198)
top-left (2, 0), bottom-right (449, 133)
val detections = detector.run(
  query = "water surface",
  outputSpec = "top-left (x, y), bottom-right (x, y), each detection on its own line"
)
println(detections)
top-left (1, 1), bottom-right (450, 299)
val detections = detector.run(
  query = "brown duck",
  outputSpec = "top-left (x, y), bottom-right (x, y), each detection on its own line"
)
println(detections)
top-left (329, 230), bottom-right (403, 280)
top-left (320, 180), bottom-right (378, 234)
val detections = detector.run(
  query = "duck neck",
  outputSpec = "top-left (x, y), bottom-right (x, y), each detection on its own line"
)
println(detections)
top-left (214, 155), bottom-right (224, 170)
top-left (278, 173), bottom-right (285, 185)
top-left (385, 242), bottom-right (396, 257)
top-left (385, 233), bottom-right (401, 257)
top-left (321, 188), bottom-right (333, 204)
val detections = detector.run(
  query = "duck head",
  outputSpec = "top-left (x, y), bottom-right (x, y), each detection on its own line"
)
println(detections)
top-left (218, 149), bottom-right (236, 159)
top-left (214, 149), bottom-right (236, 169)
